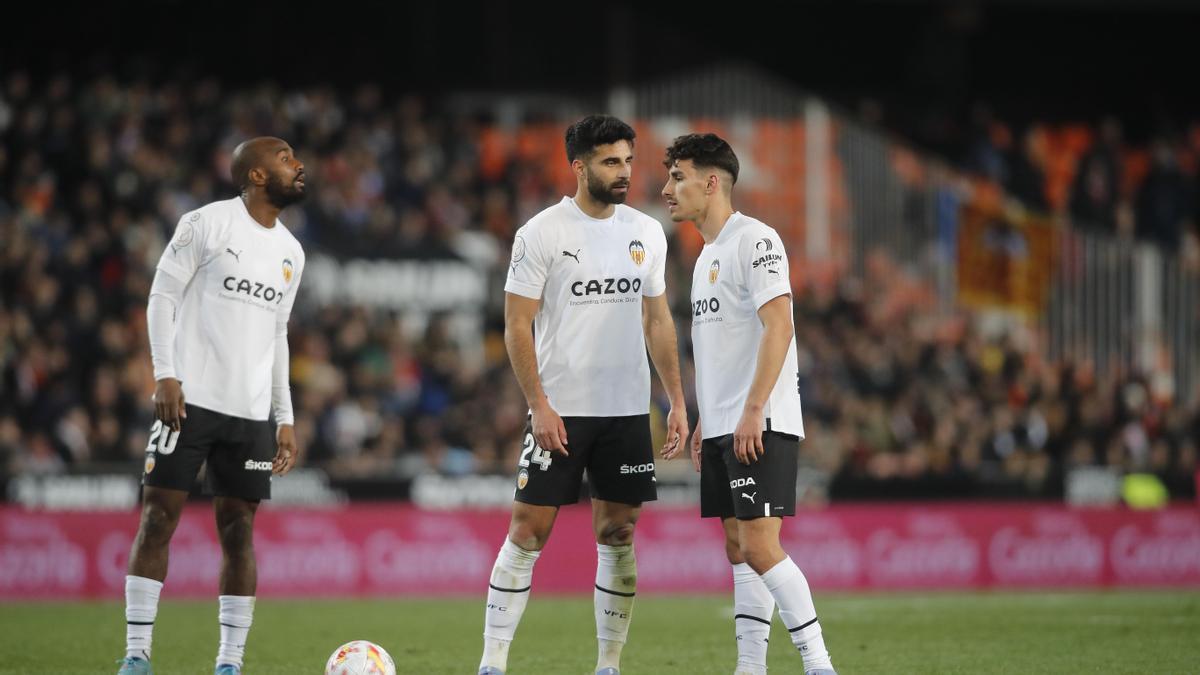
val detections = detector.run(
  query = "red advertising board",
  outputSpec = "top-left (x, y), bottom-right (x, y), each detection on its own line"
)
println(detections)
top-left (2, 504), bottom-right (1197, 599)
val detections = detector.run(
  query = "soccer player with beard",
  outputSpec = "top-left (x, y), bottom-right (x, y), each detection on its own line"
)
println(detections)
top-left (479, 115), bottom-right (689, 675)
top-left (117, 137), bottom-right (308, 675)
top-left (662, 133), bottom-right (836, 675)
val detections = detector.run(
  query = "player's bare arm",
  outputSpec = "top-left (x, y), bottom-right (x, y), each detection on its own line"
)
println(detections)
top-left (153, 377), bottom-right (186, 431)
top-left (273, 425), bottom-right (298, 475)
top-left (642, 293), bottom-right (689, 458)
top-left (504, 291), bottom-right (569, 455)
top-left (688, 418), bottom-right (703, 472)
top-left (732, 294), bottom-right (794, 465)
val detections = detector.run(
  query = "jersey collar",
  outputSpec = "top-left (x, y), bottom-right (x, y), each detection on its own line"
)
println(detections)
top-left (712, 211), bottom-right (744, 245)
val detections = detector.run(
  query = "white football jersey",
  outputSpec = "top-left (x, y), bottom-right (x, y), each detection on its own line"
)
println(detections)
top-left (691, 212), bottom-right (804, 439)
top-left (504, 197), bottom-right (668, 417)
top-left (156, 197), bottom-right (305, 421)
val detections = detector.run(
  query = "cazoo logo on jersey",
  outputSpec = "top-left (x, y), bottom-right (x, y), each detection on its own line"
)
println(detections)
top-left (224, 277), bottom-right (286, 303)
top-left (571, 277), bottom-right (642, 296)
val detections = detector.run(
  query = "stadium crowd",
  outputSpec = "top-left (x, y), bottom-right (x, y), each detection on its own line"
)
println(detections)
top-left (961, 108), bottom-right (1200, 254)
top-left (1, 72), bottom-right (1196, 498)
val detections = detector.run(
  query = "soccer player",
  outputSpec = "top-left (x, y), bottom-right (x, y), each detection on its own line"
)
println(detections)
top-left (117, 137), bottom-right (307, 675)
top-left (661, 133), bottom-right (836, 675)
top-left (479, 115), bottom-right (689, 675)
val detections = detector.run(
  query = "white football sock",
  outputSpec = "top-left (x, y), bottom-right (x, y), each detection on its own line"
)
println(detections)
top-left (125, 575), bottom-right (162, 661)
top-left (217, 595), bottom-right (255, 668)
top-left (594, 543), bottom-right (637, 670)
top-left (481, 538), bottom-right (540, 671)
top-left (761, 557), bottom-right (832, 672)
top-left (733, 562), bottom-right (774, 675)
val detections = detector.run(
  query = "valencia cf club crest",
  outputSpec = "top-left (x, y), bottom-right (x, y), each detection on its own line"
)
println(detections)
top-left (517, 469), bottom-right (529, 490)
top-left (708, 259), bottom-right (721, 284)
top-left (628, 240), bottom-right (646, 266)
top-left (282, 258), bottom-right (294, 284)
top-left (144, 454), bottom-right (156, 474)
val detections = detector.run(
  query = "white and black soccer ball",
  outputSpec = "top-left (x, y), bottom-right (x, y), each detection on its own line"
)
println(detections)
top-left (324, 640), bottom-right (397, 675)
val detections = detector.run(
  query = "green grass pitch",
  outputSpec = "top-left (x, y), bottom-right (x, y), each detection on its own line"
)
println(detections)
top-left (5, 591), bottom-right (1198, 674)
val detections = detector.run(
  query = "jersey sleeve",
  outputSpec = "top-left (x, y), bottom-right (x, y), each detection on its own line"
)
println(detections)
top-left (156, 210), bottom-right (212, 283)
top-left (641, 218), bottom-right (668, 297)
top-left (504, 222), bottom-right (552, 299)
top-left (272, 247), bottom-right (303, 427)
top-left (146, 271), bottom-right (187, 381)
top-left (741, 227), bottom-right (792, 310)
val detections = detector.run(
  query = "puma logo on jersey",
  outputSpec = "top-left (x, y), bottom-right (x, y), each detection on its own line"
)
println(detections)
top-left (562, 249), bottom-right (581, 263)
top-left (742, 491), bottom-right (757, 504)
top-left (226, 247), bottom-right (242, 262)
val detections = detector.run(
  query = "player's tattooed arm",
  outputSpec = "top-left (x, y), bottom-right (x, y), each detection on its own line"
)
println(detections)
top-left (642, 293), bottom-right (689, 458)
top-left (504, 292), bottom-right (569, 456)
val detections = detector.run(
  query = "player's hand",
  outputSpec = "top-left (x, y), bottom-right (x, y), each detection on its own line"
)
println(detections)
top-left (273, 424), bottom-right (299, 475)
top-left (733, 406), bottom-right (765, 466)
top-left (689, 419), bottom-right (703, 473)
top-left (660, 406), bottom-right (689, 459)
top-left (531, 402), bottom-right (569, 456)
top-left (153, 377), bottom-right (186, 431)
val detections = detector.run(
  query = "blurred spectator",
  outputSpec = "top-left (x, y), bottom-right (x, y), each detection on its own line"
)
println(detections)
top-left (1136, 139), bottom-right (1193, 248)
top-left (1070, 118), bottom-right (1123, 233)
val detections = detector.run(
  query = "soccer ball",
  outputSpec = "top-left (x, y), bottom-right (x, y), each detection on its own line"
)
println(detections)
top-left (324, 640), bottom-right (397, 675)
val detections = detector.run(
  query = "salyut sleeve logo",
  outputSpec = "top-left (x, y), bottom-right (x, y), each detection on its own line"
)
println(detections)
top-left (751, 237), bottom-right (783, 274)
top-left (708, 259), bottom-right (721, 284)
top-left (282, 258), bottom-right (295, 284)
top-left (628, 240), bottom-right (646, 266)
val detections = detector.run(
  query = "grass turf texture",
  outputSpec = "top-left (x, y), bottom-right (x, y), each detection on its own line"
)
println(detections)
top-left (4, 591), bottom-right (1197, 674)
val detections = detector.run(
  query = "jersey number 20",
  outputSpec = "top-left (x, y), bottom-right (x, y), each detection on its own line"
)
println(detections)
top-left (146, 420), bottom-right (180, 456)
top-left (519, 433), bottom-right (553, 471)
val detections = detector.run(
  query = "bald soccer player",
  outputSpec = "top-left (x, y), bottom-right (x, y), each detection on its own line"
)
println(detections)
top-left (117, 138), bottom-right (308, 675)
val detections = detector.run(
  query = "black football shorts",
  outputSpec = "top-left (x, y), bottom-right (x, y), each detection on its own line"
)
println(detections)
top-left (142, 404), bottom-right (275, 500)
top-left (514, 414), bottom-right (657, 507)
top-left (700, 430), bottom-right (798, 519)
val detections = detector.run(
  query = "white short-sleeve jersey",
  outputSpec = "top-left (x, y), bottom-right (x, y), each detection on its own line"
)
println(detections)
top-left (504, 196), bottom-right (668, 417)
top-left (155, 197), bottom-right (305, 421)
top-left (690, 212), bottom-right (804, 439)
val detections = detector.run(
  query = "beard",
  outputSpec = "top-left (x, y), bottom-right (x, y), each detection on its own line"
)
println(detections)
top-left (265, 172), bottom-right (307, 208)
top-left (585, 169), bottom-right (629, 205)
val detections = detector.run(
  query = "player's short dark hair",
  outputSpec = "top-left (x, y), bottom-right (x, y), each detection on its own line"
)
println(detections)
top-left (564, 115), bottom-right (636, 163)
top-left (663, 133), bottom-right (740, 184)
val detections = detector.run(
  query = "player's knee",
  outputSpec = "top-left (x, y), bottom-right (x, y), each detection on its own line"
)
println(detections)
top-left (508, 522), bottom-right (550, 551)
top-left (596, 521), bottom-right (636, 546)
top-left (725, 538), bottom-right (745, 565)
top-left (215, 504), bottom-right (257, 552)
top-left (738, 539), bottom-right (783, 572)
top-left (138, 497), bottom-right (181, 544)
